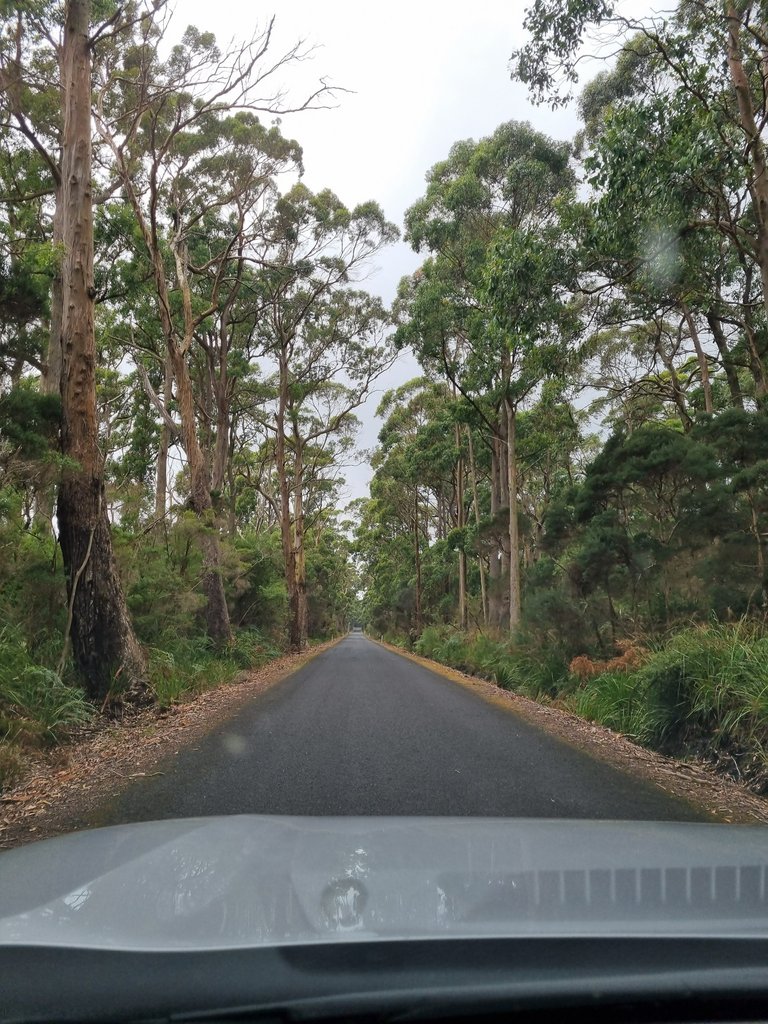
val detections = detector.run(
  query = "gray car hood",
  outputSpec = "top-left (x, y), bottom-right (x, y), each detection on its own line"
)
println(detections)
top-left (1, 816), bottom-right (767, 950)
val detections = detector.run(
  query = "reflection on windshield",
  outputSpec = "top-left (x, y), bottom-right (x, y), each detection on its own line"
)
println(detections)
top-left (2, 818), bottom-right (768, 950)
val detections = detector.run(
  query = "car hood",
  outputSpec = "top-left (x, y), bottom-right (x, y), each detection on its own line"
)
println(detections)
top-left (1, 816), bottom-right (767, 950)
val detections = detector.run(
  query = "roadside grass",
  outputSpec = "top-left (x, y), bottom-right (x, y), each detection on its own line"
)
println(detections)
top-left (412, 619), bottom-right (768, 793)
top-left (0, 625), bottom-right (285, 793)
top-left (415, 625), bottom-right (569, 698)
top-left (148, 629), bottom-right (283, 708)
top-left (0, 624), bottom-right (93, 789)
top-left (574, 622), bottom-right (768, 757)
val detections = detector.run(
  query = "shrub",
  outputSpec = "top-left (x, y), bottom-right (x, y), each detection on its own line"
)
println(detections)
top-left (503, 647), bottom-right (570, 698)
top-left (415, 625), bottom-right (456, 661)
top-left (569, 640), bottom-right (647, 681)
top-left (465, 633), bottom-right (508, 680)
top-left (148, 635), bottom-right (226, 708)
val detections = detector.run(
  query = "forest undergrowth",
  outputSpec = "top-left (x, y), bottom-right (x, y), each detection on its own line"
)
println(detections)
top-left (0, 517), bottom-right (343, 793)
top-left (0, 621), bottom-right (287, 792)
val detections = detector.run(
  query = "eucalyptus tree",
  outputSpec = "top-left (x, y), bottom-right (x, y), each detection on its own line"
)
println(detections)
top-left (512, 0), bottom-right (768, 331)
top-left (251, 190), bottom-right (397, 649)
top-left (399, 120), bottom-right (576, 630)
top-left (361, 378), bottom-right (474, 636)
top-left (574, 50), bottom-right (766, 408)
top-left (93, 20), bottom-right (319, 644)
top-left (0, 0), bottom-right (157, 699)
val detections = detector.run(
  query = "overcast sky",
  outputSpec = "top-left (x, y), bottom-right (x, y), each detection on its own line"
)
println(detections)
top-left (181, 0), bottom-right (588, 503)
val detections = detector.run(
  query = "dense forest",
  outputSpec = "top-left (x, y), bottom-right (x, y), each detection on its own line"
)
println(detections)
top-left (2, 1), bottom-right (768, 792)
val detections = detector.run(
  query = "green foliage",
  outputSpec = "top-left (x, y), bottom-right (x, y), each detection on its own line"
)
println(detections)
top-left (0, 625), bottom-right (92, 748)
top-left (2, 667), bottom-right (93, 742)
top-left (575, 670), bottom-right (670, 745)
top-left (415, 626), bottom-right (569, 698)
top-left (0, 387), bottom-right (60, 460)
top-left (148, 627), bottom-right (283, 708)
top-left (575, 623), bottom-right (768, 778)
top-left (641, 623), bottom-right (768, 750)
top-left (147, 638), bottom-right (231, 708)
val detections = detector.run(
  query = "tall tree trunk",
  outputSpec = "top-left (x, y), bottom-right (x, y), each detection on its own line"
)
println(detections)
top-left (170, 344), bottom-right (230, 645)
top-left (657, 336), bottom-right (693, 429)
top-left (681, 303), bottom-right (713, 414)
top-left (226, 456), bottom-right (237, 536)
top-left (211, 391), bottom-right (230, 496)
top-left (505, 398), bottom-right (521, 632)
top-left (154, 351), bottom-right (172, 520)
top-left (738, 261), bottom-right (768, 400)
top-left (706, 312), bottom-right (744, 410)
top-left (56, 0), bottom-right (146, 701)
top-left (466, 427), bottom-right (488, 626)
top-left (487, 432), bottom-right (504, 630)
top-left (498, 412), bottom-right (511, 626)
top-left (293, 435), bottom-right (309, 649)
top-left (413, 490), bottom-right (422, 635)
top-left (167, 225), bottom-right (231, 646)
top-left (454, 422), bottom-right (467, 630)
top-left (276, 353), bottom-right (301, 650)
top-left (44, 202), bottom-right (64, 398)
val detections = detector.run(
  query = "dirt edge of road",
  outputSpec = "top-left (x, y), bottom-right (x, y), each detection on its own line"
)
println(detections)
top-left (374, 638), bottom-right (768, 825)
top-left (0, 639), bottom-right (341, 850)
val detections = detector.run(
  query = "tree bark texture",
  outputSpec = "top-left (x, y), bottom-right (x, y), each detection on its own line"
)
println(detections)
top-left (293, 442), bottom-right (309, 647)
top-left (466, 427), bottom-right (488, 626)
top-left (706, 312), bottom-right (744, 409)
top-left (413, 491), bottom-right (423, 634)
top-left (681, 303), bottom-right (713, 414)
top-left (276, 354), bottom-right (302, 650)
top-left (56, 0), bottom-right (147, 701)
top-left (154, 352), bottom-right (172, 520)
top-left (505, 398), bottom-right (522, 632)
top-left (487, 432), bottom-right (505, 630)
top-left (455, 422), bottom-right (467, 630)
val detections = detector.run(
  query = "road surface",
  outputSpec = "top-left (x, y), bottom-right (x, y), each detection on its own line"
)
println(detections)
top-left (95, 634), bottom-right (705, 824)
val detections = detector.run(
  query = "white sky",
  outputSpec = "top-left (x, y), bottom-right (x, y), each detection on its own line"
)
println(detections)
top-left (179, 0), bottom-right (588, 503)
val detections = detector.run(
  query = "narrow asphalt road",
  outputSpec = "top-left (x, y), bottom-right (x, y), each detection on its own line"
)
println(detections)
top-left (94, 634), bottom-right (706, 824)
